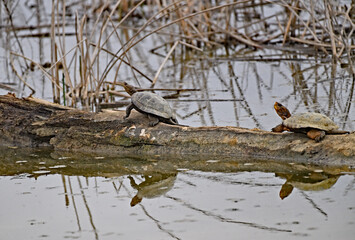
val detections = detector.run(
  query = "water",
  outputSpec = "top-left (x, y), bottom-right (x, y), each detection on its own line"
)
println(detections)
top-left (0, 1), bottom-right (355, 239)
top-left (0, 148), bottom-right (354, 239)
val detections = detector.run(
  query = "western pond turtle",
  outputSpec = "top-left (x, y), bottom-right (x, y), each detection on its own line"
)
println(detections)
top-left (118, 82), bottom-right (178, 127)
top-left (271, 102), bottom-right (348, 142)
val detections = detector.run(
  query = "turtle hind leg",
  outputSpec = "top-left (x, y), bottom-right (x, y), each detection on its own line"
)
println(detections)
top-left (307, 129), bottom-right (326, 142)
top-left (148, 115), bottom-right (160, 127)
top-left (125, 103), bottom-right (134, 119)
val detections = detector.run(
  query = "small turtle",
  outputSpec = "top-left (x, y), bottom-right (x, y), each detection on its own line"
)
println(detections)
top-left (118, 82), bottom-right (178, 127)
top-left (271, 102), bottom-right (348, 142)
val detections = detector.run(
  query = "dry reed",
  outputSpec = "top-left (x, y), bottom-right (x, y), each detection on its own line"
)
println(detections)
top-left (1, 0), bottom-right (354, 109)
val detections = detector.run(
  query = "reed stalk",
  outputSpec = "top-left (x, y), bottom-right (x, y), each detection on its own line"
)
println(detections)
top-left (1, 0), bottom-right (353, 110)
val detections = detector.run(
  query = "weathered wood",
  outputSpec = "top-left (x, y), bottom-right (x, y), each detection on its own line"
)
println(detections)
top-left (0, 93), bottom-right (354, 166)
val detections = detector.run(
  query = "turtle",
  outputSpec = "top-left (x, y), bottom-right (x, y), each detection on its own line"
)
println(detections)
top-left (271, 102), bottom-right (348, 142)
top-left (118, 82), bottom-right (179, 127)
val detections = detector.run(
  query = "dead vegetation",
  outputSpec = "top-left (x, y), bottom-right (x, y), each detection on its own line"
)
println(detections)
top-left (0, 0), bottom-right (354, 112)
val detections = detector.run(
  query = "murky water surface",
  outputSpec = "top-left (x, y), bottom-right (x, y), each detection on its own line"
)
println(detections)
top-left (0, 148), bottom-right (355, 240)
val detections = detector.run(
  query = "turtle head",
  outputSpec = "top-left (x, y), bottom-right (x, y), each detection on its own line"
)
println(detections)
top-left (118, 82), bottom-right (137, 96)
top-left (274, 102), bottom-right (291, 120)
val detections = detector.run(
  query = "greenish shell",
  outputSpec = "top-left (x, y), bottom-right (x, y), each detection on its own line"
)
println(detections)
top-left (131, 92), bottom-right (176, 121)
top-left (283, 112), bottom-right (339, 131)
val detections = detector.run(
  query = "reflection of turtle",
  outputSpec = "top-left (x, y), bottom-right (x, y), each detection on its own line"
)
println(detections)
top-left (277, 172), bottom-right (339, 200)
top-left (271, 102), bottom-right (348, 142)
top-left (128, 173), bottom-right (177, 207)
top-left (118, 82), bottom-right (178, 127)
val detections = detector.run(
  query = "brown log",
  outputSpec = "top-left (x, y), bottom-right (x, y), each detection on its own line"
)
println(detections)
top-left (0, 93), bottom-right (354, 167)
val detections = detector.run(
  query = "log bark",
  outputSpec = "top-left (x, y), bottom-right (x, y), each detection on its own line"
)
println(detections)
top-left (0, 93), bottom-right (354, 166)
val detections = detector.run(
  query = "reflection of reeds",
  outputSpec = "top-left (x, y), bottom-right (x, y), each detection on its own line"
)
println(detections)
top-left (166, 194), bottom-right (292, 232)
top-left (77, 176), bottom-right (99, 240)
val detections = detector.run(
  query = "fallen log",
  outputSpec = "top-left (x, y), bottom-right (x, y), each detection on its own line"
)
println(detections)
top-left (0, 93), bottom-right (354, 166)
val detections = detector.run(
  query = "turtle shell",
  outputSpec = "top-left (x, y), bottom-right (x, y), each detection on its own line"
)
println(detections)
top-left (283, 112), bottom-right (339, 131)
top-left (131, 92), bottom-right (175, 120)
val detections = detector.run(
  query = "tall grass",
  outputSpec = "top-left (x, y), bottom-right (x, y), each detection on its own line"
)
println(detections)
top-left (1, 0), bottom-right (354, 109)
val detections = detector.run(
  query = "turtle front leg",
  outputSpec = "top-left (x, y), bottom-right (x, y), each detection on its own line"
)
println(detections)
top-left (148, 115), bottom-right (160, 127)
top-left (307, 129), bottom-right (326, 142)
top-left (125, 103), bottom-right (134, 119)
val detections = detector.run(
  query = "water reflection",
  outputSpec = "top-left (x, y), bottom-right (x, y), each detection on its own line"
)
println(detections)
top-left (128, 173), bottom-right (177, 207)
top-left (0, 147), bottom-right (355, 239)
top-left (175, 56), bottom-right (354, 129)
top-left (276, 172), bottom-right (340, 200)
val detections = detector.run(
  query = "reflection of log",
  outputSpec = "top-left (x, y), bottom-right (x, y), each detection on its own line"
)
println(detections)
top-left (1, 146), bottom-right (353, 178)
top-left (0, 93), bottom-right (354, 166)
